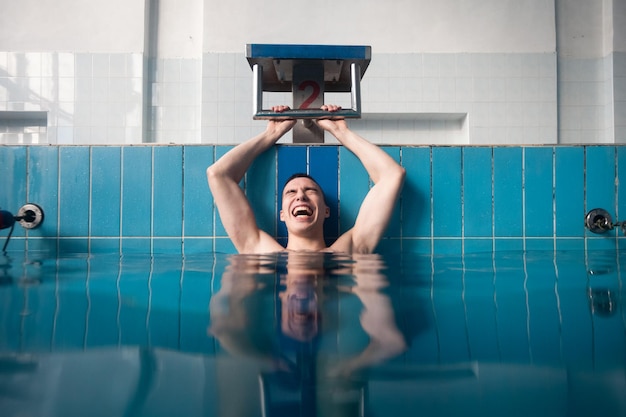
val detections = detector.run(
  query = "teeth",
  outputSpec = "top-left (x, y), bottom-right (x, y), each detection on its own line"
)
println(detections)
top-left (293, 206), bottom-right (312, 216)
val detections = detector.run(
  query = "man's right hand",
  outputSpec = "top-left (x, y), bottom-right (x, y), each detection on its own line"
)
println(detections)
top-left (266, 105), bottom-right (297, 138)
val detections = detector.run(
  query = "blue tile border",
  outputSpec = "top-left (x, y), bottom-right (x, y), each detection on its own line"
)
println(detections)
top-left (493, 147), bottom-right (523, 237)
top-left (153, 147), bottom-right (183, 238)
top-left (122, 147), bottom-right (152, 238)
top-left (309, 146), bottom-right (339, 241)
top-left (1, 147), bottom-right (28, 238)
top-left (183, 145), bottom-right (214, 238)
top-left (91, 147), bottom-right (121, 237)
top-left (463, 147), bottom-right (492, 238)
top-left (2, 144), bottom-right (625, 255)
top-left (525, 147), bottom-right (554, 238)
top-left (28, 146), bottom-right (59, 240)
top-left (555, 147), bottom-right (584, 237)
top-left (402, 147), bottom-right (431, 238)
top-left (59, 147), bottom-right (90, 239)
top-left (432, 147), bottom-right (462, 237)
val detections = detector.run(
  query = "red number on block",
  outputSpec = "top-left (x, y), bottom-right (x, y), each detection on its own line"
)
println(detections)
top-left (298, 80), bottom-right (321, 109)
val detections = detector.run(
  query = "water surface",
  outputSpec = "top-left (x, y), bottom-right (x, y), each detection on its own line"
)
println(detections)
top-left (0, 250), bottom-right (625, 416)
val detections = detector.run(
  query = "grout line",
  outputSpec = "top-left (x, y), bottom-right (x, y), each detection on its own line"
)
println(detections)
top-left (492, 247), bottom-right (501, 361)
top-left (429, 147), bottom-right (434, 256)
top-left (429, 249), bottom-right (439, 362)
top-left (119, 147), bottom-right (124, 256)
top-left (552, 249), bottom-right (564, 361)
top-left (522, 147), bottom-right (526, 251)
top-left (552, 146), bottom-right (557, 252)
top-left (84, 256), bottom-right (91, 349)
top-left (306, 146), bottom-right (310, 175)
top-left (116, 255), bottom-right (123, 345)
top-left (24, 147), bottom-right (30, 251)
top-left (523, 251), bottom-right (532, 362)
top-left (178, 255), bottom-right (185, 349)
top-left (614, 146), bottom-right (620, 261)
top-left (56, 147), bottom-right (61, 254)
top-left (181, 146), bottom-right (186, 256)
top-left (88, 146), bottom-right (93, 254)
top-left (150, 147), bottom-right (155, 254)
top-left (460, 147), bottom-right (465, 257)
top-left (614, 145), bottom-right (619, 249)
top-left (460, 245), bottom-right (471, 360)
top-left (52, 257), bottom-right (60, 349)
top-left (399, 147), bottom-right (403, 253)
top-left (146, 256), bottom-right (153, 346)
top-left (491, 147), bottom-right (496, 253)
top-left (583, 147), bottom-right (587, 252)
top-left (212, 146), bottom-right (217, 252)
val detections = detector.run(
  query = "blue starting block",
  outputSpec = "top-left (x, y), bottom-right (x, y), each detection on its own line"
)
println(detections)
top-left (246, 44), bottom-right (372, 142)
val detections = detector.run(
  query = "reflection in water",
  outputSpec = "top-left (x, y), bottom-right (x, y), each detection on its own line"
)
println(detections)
top-left (0, 250), bottom-right (625, 417)
top-left (209, 252), bottom-right (411, 417)
top-left (588, 288), bottom-right (618, 316)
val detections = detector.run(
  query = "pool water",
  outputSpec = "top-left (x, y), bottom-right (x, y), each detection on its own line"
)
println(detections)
top-left (0, 250), bottom-right (625, 417)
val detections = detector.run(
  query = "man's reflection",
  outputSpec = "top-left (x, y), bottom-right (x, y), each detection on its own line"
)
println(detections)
top-left (210, 251), bottom-right (407, 369)
top-left (279, 269), bottom-right (320, 343)
top-left (208, 251), bottom-right (409, 416)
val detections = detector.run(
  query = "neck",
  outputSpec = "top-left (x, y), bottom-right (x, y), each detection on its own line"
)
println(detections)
top-left (285, 234), bottom-right (327, 252)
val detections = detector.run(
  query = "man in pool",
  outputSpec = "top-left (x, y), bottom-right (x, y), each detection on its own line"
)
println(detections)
top-left (206, 104), bottom-right (405, 254)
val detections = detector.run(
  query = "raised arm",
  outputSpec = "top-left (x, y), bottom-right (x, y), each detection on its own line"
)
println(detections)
top-left (318, 105), bottom-right (406, 254)
top-left (207, 106), bottom-right (296, 253)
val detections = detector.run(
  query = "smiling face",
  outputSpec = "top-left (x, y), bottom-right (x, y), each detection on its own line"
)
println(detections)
top-left (279, 251), bottom-right (325, 341)
top-left (280, 176), bottom-right (329, 235)
top-left (280, 273), bottom-right (319, 341)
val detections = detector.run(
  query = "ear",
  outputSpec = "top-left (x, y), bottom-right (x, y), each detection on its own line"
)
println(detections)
top-left (280, 209), bottom-right (285, 222)
top-left (324, 206), bottom-right (330, 218)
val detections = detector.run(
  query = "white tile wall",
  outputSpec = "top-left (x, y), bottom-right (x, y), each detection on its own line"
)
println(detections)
top-left (0, 52), bottom-right (144, 144)
top-left (0, 50), bottom-right (623, 145)
top-left (558, 55), bottom-right (615, 144)
top-left (194, 52), bottom-right (558, 145)
top-left (615, 52), bottom-right (626, 143)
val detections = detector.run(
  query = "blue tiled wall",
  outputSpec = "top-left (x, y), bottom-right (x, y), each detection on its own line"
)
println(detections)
top-left (1, 145), bottom-right (625, 255)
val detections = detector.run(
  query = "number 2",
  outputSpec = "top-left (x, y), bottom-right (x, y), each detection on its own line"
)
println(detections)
top-left (298, 80), bottom-right (321, 109)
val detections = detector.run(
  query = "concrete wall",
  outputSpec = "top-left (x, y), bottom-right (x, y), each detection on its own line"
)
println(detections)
top-left (203, 0), bottom-right (555, 53)
top-left (0, 0), bottom-right (145, 52)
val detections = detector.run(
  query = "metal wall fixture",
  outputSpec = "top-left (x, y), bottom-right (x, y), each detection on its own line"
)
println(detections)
top-left (16, 204), bottom-right (44, 229)
top-left (1, 203), bottom-right (44, 251)
top-left (584, 208), bottom-right (625, 235)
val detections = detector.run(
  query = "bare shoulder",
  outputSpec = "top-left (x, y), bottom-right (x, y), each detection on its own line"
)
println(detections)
top-left (248, 231), bottom-right (285, 254)
top-left (328, 229), bottom-right (354, 254)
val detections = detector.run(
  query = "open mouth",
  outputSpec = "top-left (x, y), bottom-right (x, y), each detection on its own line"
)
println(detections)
top-left (292, 205), bottom-right (313, 217)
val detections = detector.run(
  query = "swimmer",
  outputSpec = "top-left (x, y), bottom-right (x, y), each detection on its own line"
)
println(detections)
top-left (207, 104), bottom-right (405, 254)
